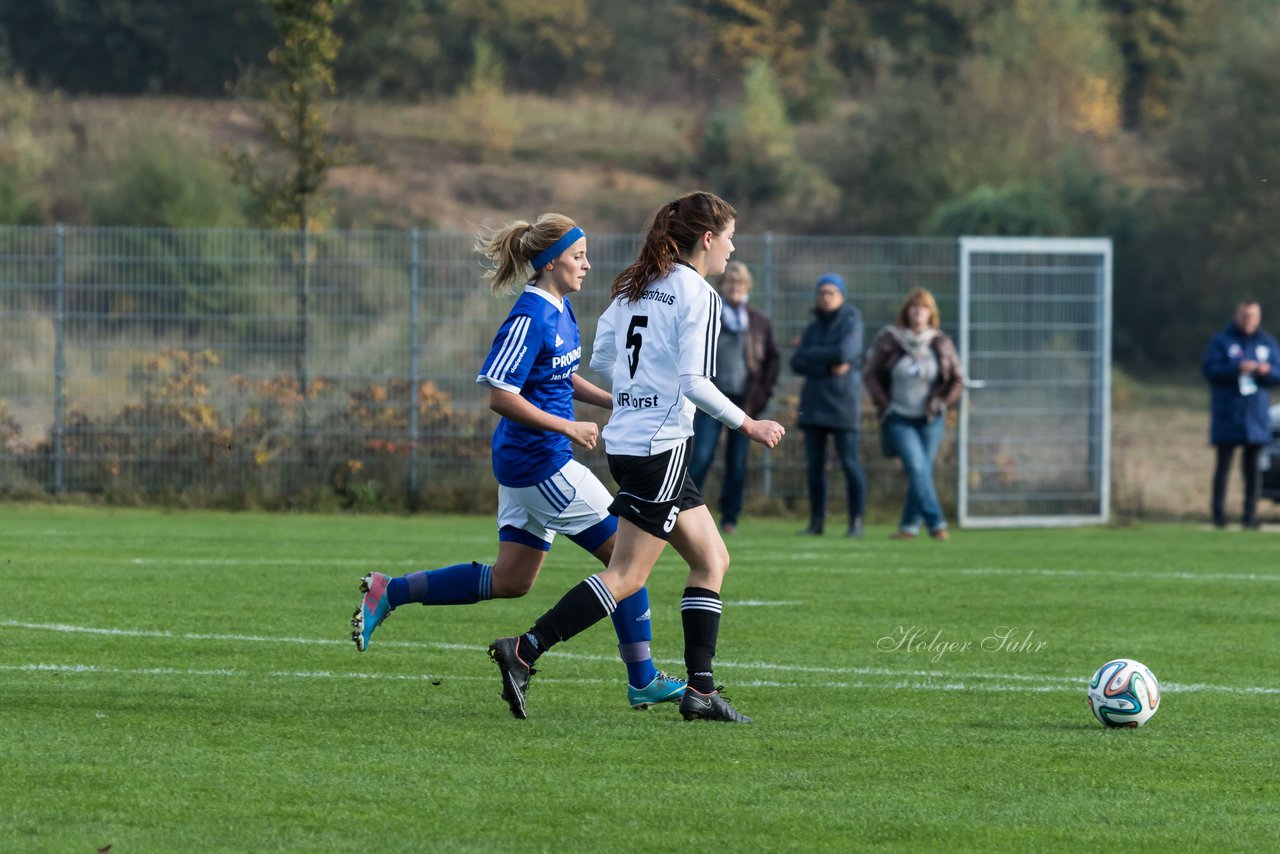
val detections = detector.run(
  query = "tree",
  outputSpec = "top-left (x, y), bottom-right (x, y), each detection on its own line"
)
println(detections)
top-left (0, 0), bottom-right (272, 95)
top-left (700, 58), bottom-right (838, 228)
top-left (333, 0), bottom-right (440, 97)
top-left (430, 0), bottom-right (609, 95)
top-left (457, 36), bottom-right (517, 161)
top-left (1112, 8), bottom-right (1280, 368)
top-left (0, 74), bottom-right (46, 224)
top-left (828, 0), bottom-right (1122, 234)
top-left (859, 0), bottom-right (1000, 85)
top-left (1099, 0), bottom-right (1193, 130)
top-left (227, 0), bottom-right (350, 229)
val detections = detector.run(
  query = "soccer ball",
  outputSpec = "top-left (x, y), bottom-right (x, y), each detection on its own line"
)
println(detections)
top-left (1087, 658), bottom-right (1160, 728)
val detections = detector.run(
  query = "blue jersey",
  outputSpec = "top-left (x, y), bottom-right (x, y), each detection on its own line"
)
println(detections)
top-left (476, 285), bottom-right (583, 487)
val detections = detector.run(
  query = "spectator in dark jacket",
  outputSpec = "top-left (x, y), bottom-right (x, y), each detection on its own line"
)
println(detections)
top-left (1201, 301), bottom-right (1280, 529)
top-left (864, 287), bottom-right (964, 541)
top-left (689, 261), bottom-right (782, 533)
top-left (791, 274), bottom-right (866, 537)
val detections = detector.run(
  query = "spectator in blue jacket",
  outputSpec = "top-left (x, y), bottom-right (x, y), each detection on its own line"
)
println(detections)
top-left (1201, 301), bottom-right (1280, 529)
top-left (792, 273), bottom-right (866, 537)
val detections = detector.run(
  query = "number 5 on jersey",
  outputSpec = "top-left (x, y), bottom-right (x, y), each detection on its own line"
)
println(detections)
top-left (663, 505), bottom-right (679, 533)
top-left (626, 315), bottom-right (648, 378)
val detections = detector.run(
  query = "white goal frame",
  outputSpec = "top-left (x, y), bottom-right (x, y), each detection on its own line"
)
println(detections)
top-left (958, 237), bottom-right (1113, 528)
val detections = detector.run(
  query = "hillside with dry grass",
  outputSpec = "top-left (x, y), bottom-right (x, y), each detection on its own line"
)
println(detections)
top-left (30, 93), bottom-right (703, 233)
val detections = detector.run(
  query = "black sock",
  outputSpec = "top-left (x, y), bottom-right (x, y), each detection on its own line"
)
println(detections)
top-left (520, 574), bottom-right (617, 664)
top-left (681, 586), bottom-right (722, 694)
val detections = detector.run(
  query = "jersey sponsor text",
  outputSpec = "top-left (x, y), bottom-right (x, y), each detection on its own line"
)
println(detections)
top-left (639, 288), bottom-right (675, 306)
top-left (616, 392), bottom-right (660, 409)
top-left (551, 346), bottom-right (581, 370)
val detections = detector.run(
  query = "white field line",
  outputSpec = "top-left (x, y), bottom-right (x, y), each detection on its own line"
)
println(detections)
top-left (2, 662), bottom-right (1276, 696)
top-left (0, 661), bottom-right (1059, 692)
top-left (96, 556), bottom-right (1280, 584)
top-left (3, 620), bottom-right (1278, 696)
top-left (955, 567), bottom-right (1280, 583)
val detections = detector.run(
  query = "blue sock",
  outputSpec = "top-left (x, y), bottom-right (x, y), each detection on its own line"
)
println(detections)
top-left (611, 585), bottom-right (658, 688)
top-left (387, 562), bottom-right (493, 608)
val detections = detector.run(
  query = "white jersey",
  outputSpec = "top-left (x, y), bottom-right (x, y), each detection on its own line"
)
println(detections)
top-left (591, 263), bottom-right (723, 456)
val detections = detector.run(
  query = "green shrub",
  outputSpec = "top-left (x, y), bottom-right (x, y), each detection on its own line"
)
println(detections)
top-left (0, 74), bottom-right (47, 224)
top-left (456, 37), bottom-right (517, 162)
top-left (922, 183), bottom-right (1072, 236)
top-left (90, 128), bottom-right (247, 228)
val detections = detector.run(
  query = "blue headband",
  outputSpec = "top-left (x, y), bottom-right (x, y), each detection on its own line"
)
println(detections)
top-left (530, 226), bottom-right (586, 270)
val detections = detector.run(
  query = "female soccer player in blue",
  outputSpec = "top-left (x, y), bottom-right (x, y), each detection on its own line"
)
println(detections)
top-left (352, 213), bottom-right (685, 710)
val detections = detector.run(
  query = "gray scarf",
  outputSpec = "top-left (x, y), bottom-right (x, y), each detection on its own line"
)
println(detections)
top-left (895, 326), bottom-right (937, 363)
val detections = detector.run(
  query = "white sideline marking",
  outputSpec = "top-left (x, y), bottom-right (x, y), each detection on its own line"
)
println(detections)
top-left (0, 620), bottom-right (1074, 681)
top-left (104, 556), bottom-right (1280, 583)
top-left (3, 662), bottom-right (1277, 696)
top-left (0, 662), bottom-right (608, 685)
top-left (126, 557), bottom-right (423, 568)
top-left (2, 620), bottom-right (1278, 696)
top-left (957, 567), bottom-right (1280, 583)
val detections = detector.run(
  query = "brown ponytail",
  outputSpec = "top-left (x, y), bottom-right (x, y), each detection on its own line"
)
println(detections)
top-left (612, 191), bottom-right (736, 302)
top-left (476, 213), bottom-right (579, 295)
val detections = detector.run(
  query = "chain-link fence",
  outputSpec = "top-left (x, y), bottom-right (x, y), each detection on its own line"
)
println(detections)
top-left (1, 225), bottom-right (961, 515)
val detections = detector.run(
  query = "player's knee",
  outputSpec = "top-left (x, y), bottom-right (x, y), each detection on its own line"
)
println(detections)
top-left (614, 581), bottom-right (640, 602)
top-left (700, 546), bottom-right (730, 583)
top-left (490, 573), bottom-right (537, 598)
top-left (602, 566), bottom-right (646, 601)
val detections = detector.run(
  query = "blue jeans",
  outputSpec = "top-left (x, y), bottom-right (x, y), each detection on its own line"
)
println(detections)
top-left (802, 427), bottom-right (865, 524)
top-left (883, 413), bottom-right (947, 534)
top-left (688, 408), bottom-right (750, 526)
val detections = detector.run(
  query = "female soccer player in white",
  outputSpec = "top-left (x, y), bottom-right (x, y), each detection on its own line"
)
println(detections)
top-left (352, 213), bottom-right (686, 711)
top-left (489, 192), bottom-right (786, 722)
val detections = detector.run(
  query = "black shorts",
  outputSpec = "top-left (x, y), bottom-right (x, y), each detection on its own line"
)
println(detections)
top-left (607, 439), bottom-right (704, 540)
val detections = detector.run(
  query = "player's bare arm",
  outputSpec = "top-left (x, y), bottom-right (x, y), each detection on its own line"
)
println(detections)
top-left (571, 373), bottom-right (613, 410)
top-left (488, 387), bottom-right (599, 450)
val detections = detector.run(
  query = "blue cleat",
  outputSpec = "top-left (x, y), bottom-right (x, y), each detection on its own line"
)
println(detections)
top-left (628, 671), bottom-right (687, 710)
top-left (351, 572), bottom-right (391, 652)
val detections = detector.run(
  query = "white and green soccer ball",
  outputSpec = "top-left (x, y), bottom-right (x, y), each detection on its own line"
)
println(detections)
top-left (1087, 658), bottom-right (1161, 728)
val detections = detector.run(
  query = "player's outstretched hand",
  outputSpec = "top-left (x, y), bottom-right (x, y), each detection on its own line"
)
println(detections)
top-left (740, 416), bottom-right (785, 449)
top-left (564, 420), bottom-right (600, 450)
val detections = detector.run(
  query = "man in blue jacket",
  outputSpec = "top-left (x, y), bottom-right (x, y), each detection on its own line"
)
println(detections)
top-left (1201, 301), bottom-right (1280, 529)
top-left (792, 273), bottom-right (866, 537)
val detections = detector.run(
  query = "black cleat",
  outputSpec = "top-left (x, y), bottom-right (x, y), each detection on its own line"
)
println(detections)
top-left (488, 636), bottom-right (535, 719)
top-left (679, 686), bottom-right (753, 723)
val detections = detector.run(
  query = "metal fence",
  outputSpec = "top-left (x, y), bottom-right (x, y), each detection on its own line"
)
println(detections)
top-left (0, 225), bottom-right (967, 514)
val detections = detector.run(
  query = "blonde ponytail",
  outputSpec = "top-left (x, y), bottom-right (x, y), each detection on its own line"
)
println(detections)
top-left (476, 213), bottom-right (579, 295)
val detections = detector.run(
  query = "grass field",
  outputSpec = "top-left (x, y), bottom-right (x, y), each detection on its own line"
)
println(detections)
top-left (2, 505), bottom-right (1278, 852)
